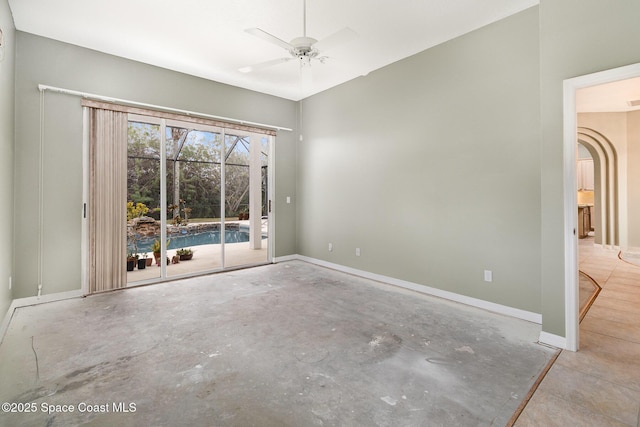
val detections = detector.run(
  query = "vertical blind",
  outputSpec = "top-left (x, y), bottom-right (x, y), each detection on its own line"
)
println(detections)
top-left (88, 108), bottom-right (128, 293)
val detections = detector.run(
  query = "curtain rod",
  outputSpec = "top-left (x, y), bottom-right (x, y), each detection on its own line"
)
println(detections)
top-left (37, 84), bottom-right (293, 132)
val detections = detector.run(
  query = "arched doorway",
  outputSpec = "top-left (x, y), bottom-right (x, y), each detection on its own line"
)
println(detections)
top-left (577, 128), bottom-right (619, 248)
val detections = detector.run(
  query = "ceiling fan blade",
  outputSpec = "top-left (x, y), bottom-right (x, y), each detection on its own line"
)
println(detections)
top-left (239, 57), bottom-right (293, 73)
top-left (245, 28), bottom-right (294, 52)
top-left (313, 27), bottom-right (357, 52)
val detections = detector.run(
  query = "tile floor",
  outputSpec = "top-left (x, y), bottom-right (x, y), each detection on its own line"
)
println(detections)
top-left (514, 238), bottom-right (640, 426)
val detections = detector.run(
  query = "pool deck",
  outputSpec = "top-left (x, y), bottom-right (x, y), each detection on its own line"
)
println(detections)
top-left (127, 220), bottom-right (269, 284)
top-left (126, 239), bottom-right (269, 283)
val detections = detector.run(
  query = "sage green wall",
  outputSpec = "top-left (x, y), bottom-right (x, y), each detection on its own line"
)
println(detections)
top-left (298, 8), bottom-right (541, 313)
top-left (0, 0), bottom-right (15, 317)
top-left (539, 0), bottom-right (640, 336)
top-left (13, 32), bottom-right (297, 299)
top-left (11, 1), bottom-right (640, 341)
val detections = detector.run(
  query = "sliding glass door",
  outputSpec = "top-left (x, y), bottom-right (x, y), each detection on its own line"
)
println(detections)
top-left (126, 119), bottom-right (162, 282)
top-left (223, 132), bottom-right (269, 268)
top-left (126, 115), bottom-right (270, 285)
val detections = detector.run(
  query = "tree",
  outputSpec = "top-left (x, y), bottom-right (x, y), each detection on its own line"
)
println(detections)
top-left (127, 123), bottom-right (261, 221)
top-left (127, 122), bottom-right (161, 215)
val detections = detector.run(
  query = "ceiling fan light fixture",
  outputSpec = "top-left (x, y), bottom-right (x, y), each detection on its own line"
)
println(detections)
top-left (300, 56), bottom-right (312, 68)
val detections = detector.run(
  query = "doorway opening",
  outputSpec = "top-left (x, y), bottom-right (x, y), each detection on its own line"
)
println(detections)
top-left (563, 63), bottom-right (640, 351)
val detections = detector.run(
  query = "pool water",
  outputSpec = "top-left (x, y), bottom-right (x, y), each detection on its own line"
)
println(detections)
top-left (132, 229), bottom-right (265, 253)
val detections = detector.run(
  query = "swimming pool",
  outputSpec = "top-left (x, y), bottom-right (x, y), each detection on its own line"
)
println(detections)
top-left (132, 229), bottom-right (266, 253)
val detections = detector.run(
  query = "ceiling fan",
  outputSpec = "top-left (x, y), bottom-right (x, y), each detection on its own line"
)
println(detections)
top-left (239, 0), bottom-right (357, 81)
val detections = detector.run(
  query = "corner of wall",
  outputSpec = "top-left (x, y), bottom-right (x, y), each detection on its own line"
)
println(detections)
top-left (538, 331), bottom-right (567, 350)
top-left (0, 0), bottom-right (16, 321)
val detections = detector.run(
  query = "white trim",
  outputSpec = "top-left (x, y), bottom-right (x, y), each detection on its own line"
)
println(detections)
top-left (249, 133), bottom-right (263, 250)
top-left (267, 134), bottom-right (275, 263)
top-left (279, 255), bottom-right (542, 324)
top-left (273, 254), bottom-right (299, 263)
top-left (562, 62), bottom-right (640, 352)
top-left (0, 290), bottom-right (84, 345)
top-left (220, 129), bottom-right (226, 268)
top-left (38, 84), bottom-right (293, 133)
top-left (563, 79), bottom-right (579, 352)
top-left (538, 331), bottom-right (566, 349)
top-left (37, 90), bottom-right (45, 297)
top-left (81, 107), bottom-right (90, 295)
top-left (160, 119), bottom-right (168, 277)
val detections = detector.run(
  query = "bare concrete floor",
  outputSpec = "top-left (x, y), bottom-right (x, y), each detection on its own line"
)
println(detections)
top-left (0, 261), bottom-right (555, 426)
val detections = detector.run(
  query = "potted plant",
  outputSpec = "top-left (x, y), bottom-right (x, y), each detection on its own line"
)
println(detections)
top-left (143, 253), bottom-right (152, 267)
top-left (126, 252), bottom-right (137, 271)
top-left (151, 239), bottom-right (170, 265)
top-left (151, 240), bottom-right (161, 265)
top-left (137, 254), bottom-right (147, 270)
top-left (177, 248), bottom-right (194, 261)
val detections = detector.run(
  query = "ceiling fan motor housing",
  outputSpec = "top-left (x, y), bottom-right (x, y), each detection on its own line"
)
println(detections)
top-left (290, 36), bottom-right (319, 58)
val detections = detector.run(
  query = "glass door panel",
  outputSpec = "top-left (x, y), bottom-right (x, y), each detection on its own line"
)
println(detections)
top-left (126, 121), bottom-right (161, 283)
top-left (126, 117), bottom-right (270, 285)
top-left (224, 133), bottom-right (268, 268)
top-left (260, 135), bottom-right (270, 259)
top-left (166, 125), bottom-right (223, 277)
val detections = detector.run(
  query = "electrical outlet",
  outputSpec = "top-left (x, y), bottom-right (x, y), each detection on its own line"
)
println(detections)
top-left (355, 248), bottom-right (361, 256)
top-left (328, 243), bottom-right (333, 252)
top-left (286, 196), bottom-right (291, 204)
top-left (8, 276), bottom-right (11, 290)
top-left (484, 270), bottom-right (492, 282)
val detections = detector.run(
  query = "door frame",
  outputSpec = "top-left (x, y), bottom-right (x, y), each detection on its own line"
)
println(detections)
top-left (562, 62), bottom-right (640, 351)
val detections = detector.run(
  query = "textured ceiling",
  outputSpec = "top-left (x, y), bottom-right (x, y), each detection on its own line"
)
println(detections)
top-left (9, 0), bottom-right (539, 101)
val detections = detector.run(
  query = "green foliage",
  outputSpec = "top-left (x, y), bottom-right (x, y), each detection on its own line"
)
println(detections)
top-left (127, 123), bottom-right (266, 220)
top-left (126, 201), bottom-right (149, 221)
top-left (128, 122), bottom-right (161, 214)
top-left (151, 239), bottom-right (171, 254)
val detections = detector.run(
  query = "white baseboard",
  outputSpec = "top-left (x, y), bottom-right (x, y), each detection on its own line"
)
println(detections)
top-left (279, 255), bottom-right (543, 325)
top-left (538, 331), bottom-right (567, 350)
top-left (0, 289), bottom-right (84, 346)
top-left (273, 254), bottom-right (299, 263)
top-left (3, 261), bottom-right (564, 349)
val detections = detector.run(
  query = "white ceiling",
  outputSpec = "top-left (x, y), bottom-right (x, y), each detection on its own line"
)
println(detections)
top-left (9, 0), bottom-right (539, 101)
top-left (576, 76), bottom-right (640, 113)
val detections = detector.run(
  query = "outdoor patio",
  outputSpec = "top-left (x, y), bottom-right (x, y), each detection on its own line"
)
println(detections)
top-left (127, 239), bottom-right (269, 283)
top-left (127, 220), bottom-right (269, 283)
